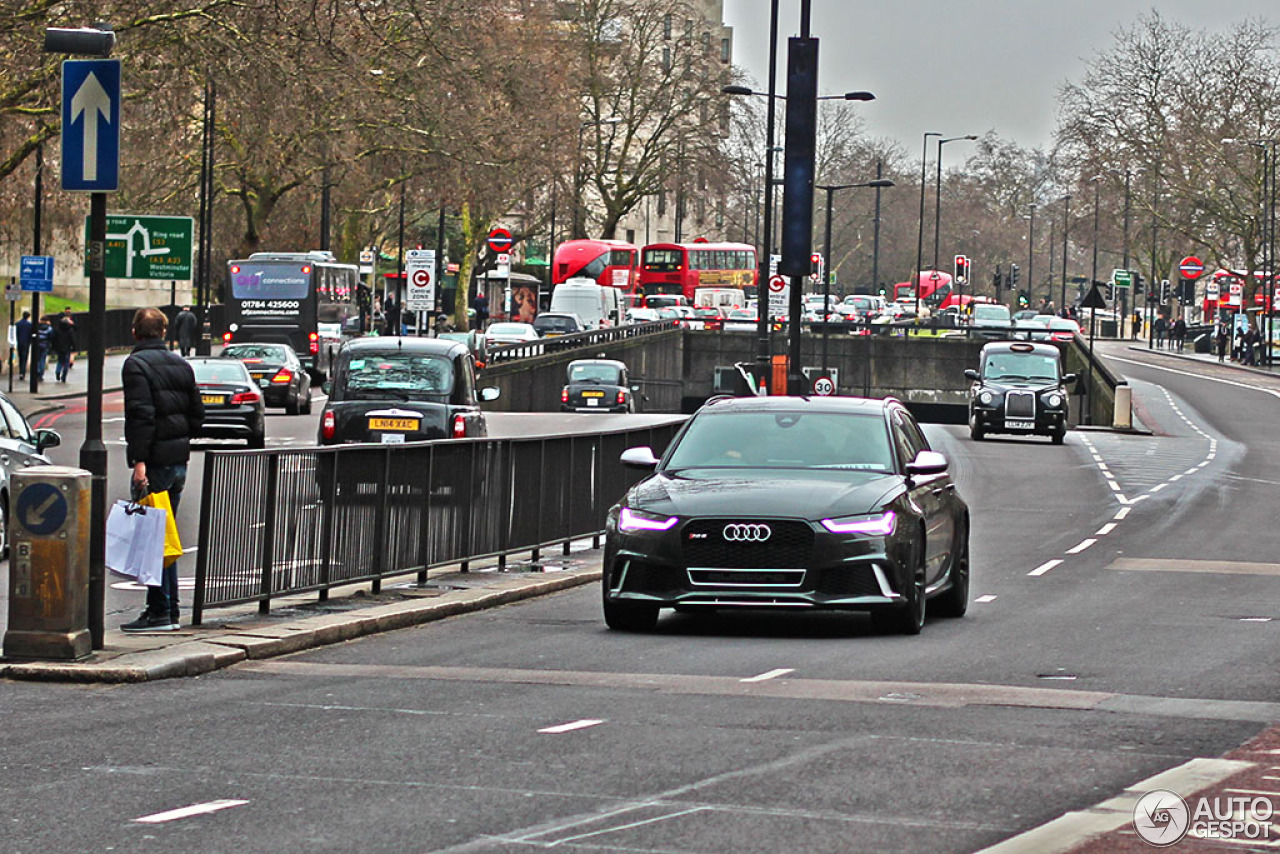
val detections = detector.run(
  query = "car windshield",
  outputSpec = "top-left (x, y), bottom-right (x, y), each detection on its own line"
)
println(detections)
top-left (488, 324), bottom-right (529, 336)
top-left (664, 410), bottom-right (894, 472)
top-left (534, 315), bottom-right (578, 332)
top-left (340, 353), bottom-right (454, 399)
top-left (974, 306), bottom-right (1010, 321)
top-left (727, 309), bottom-right (756, 320)
top-left (569, 364), bottom-right (621, 385)
top-left (982, 353), bottom-right (1061, 382)
top-left (191, 361), bottom-right (250, 384)
top-left (1049, 319), bottom-right (1079, 331)
top-left (222, 344), bottom-right (289, 362)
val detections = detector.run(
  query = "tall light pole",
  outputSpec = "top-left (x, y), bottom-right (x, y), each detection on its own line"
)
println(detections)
top-left (872, 160), bottom-right (885, 298)
top-left (816, 178), bottom-right (894, 379)
top-left (932, 134), bottom-right (977, 271)
top-left (1228, 138), bottom-right (1280, 364)
top-left (1026, 204), bottom-right (1035, 311)
top-left (1087, 175), bottom-right (1103, 426)
top-left (1122, 169), bottom-right (1132, 338)
top-left (914, 132), bottom-right (941, 316)
top-left (1060, 193), bottom-right (1071, 314)
top-left (572, 117), bottom-right (621, 239)
top-left (723, 75), bottom-right (873, 392)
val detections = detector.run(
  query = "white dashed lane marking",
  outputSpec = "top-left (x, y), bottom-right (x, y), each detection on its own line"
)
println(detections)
top-left (539, 719), bottom-right (605, 734)
top-left (740, 669), bottom-right (795, 683)
top-left (1028, 559), bottom-right (1063, 577)
top-left (135, 800), bottom-right (249, 824)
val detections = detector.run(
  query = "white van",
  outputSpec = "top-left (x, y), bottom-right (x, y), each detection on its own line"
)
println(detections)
top-left (550, 278), bottom-right (622, 330)
top-left (693, 287), bottom-right (746, 311)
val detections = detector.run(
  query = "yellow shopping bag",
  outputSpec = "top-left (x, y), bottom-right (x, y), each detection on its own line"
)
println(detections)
top-left (140, 490), bottom-right (183, 566)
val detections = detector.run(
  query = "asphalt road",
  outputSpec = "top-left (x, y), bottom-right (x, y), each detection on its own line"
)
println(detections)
top-left (3, 344), bottom-right (1279, 852)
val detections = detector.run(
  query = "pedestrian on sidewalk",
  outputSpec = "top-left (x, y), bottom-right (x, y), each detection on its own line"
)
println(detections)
top-left (172, 305), bottom-right (198, 356)
top-left (1216, 323), bottom-right (1229, 361)
top-left (1171, 317), bottom-right (1186, 351)
top-left (32, 314), bottom-right (52, 381)
top-left (1154, 314), bottom-right (1168, 349)
top-left (14, 310), bottom-right (30, 380)
top-left (120, 307), bottom-right (204, 633)
top-left (51, 309), bottom-right (76, 382)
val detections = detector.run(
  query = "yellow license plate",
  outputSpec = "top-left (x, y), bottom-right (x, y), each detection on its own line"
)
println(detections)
top-left (582, 391), bottom-right (605, 398)
top-left (201, 394), bottom-right (226, 405)
top-left (369, 417), bottom-right (419, 431)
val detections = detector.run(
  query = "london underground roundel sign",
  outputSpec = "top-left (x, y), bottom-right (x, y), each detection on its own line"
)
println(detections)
top-left (1179, 256), bottom-right (1204, 279)
top-left (487, 227), bottom-right (513, 253)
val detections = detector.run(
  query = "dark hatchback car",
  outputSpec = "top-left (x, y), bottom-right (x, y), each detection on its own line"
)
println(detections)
top-left (220, 342), bottom-right (313, 415)
top-left (319, 337), bottom-right (499, 445)
top-left (189, 357), bottom-right (266, 449)
top-left (561, 358), bottom-right (637, 413)
top-left (532, 312), bottom-right (586, 338)
top-left (965, 341), bottom-right (1076, 443)
top-left (602, 396), bottom-right (969, 635)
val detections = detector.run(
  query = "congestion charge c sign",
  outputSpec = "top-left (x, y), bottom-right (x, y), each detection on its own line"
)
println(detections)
top-left (16, 483), bottom-right (68, 536)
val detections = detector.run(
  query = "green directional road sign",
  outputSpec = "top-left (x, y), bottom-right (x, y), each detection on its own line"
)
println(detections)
top-left (1112, 269), bottom-right (1134, 288)
top-left (83, 214), bottom-right (194, 280)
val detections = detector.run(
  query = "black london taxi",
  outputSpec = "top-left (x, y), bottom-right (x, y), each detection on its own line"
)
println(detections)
top-left (561, 358), bottom-right (637, 413)
top-left (965, 341), bottom-right (1076, 444)
top-left (319, 337), bottom-right (499, 445)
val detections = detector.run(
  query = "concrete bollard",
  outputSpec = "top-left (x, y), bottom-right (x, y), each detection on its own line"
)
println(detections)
top-left (3, 467), bottom-right (92, 661)
top-left (1113, 383), bottom-right (1133, 430)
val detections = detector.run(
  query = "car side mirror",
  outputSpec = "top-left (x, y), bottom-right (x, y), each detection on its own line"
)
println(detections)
top-left (905, 450), bottom-right (948, 477)
top-left (479, 386), bottom-right (501, 402)
top-left (35, 428), bottom-right (60, 453)
top-left (620, 446), bottom-right (659, 469)
top-left (321, 381), bottom-right (331, 395)
top-left (964, 369), bottom-right (980, 381)
top-left (1062, 373), bottom-right (1077, 385)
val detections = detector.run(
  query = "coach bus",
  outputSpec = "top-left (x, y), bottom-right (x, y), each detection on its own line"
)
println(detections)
top-left (551, 238), bottom-right (640, 293)
top-left (639, 241), bottom-right (758, 302)
top-left (224, 250), bottom-right (360, 381)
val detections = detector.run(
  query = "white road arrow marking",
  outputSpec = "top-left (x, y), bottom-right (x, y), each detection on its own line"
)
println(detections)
top-left (70, 71), bottom-right (112, 181)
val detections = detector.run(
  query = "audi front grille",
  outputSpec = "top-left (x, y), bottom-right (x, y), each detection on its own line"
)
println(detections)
top-left (1005, 390), bottom-right (1036, 418)
top-left (681, 519), bottom-right (814, 569)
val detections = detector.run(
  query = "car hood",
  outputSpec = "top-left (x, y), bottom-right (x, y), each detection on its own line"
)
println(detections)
top-left (627, 469), bottom-right (900, 520)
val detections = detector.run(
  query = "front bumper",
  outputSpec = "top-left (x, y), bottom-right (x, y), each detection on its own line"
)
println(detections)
top-left (603, 517), bottom-right (909, 611)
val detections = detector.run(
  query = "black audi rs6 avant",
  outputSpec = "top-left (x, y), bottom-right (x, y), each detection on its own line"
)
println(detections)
top-left (602, 396), bottom-right (970, 634)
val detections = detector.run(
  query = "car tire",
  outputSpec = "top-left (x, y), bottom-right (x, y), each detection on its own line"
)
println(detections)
top-left (0, 490), bottom-right (8, 560)
top-left (247, 430), bottom-right (266, 450)
top-left (1051, 426), bottom-right (1066, 445)
top-left (969, 413), bottom-right (985, 441)
top-left (933, 525), bottom-right (969, 618)
top-left (603, 595), bottom-right (659, 631)
top-left (285, 392), bottom-right (300, 416)
top-left (301, 387), bottom-right (313, 415)
top-left (872, 536), bottom-right (926, 635)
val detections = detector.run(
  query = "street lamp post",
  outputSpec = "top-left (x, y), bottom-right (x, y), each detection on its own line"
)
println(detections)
top-left (1026, 204), bottom-right (1035, 311)
top-left (816, 178), bottom-right (894, 379)
top-left (1060, 193), bottom-right (1071, 315)
top-left (723, 70), bottom-right (873, 392)
top-left (914, 132), bottom-right (941, 317)
top-left (932, 135), bottom-right (978, 271)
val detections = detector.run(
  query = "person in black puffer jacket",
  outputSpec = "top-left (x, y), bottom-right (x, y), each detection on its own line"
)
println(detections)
top-left (120, 307), bottom-right (204, 633)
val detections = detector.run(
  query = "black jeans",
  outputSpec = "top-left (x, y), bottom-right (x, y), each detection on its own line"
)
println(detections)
top-left (142, 463), bottom-right (187, 620)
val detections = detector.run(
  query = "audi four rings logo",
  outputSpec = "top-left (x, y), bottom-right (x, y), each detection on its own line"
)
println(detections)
top-left (723, 523), bottom-right (772, 542)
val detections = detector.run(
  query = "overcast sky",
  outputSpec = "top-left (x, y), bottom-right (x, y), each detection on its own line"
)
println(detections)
top-left (722, 1), bottom-right (1277, 154)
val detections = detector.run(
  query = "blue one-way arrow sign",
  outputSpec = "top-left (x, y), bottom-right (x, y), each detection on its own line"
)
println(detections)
top-left (61, 58), bottom-right (120, 192)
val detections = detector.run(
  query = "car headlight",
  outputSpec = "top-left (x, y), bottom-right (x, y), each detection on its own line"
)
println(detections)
top-left (821, 510), bottom-right (896, 536)
top-left (978, 390), bottom-right (995, 406)
top-left (1044, 392), bottom-right (1064, 408)
top-left (619, 506), bottom-right (679, 532)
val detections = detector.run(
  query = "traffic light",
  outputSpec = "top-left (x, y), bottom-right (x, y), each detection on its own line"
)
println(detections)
top-left (1010, 264), bottom-right (1020, 287)
top-left (810, 252), bottom-right (824, 282)
top-left (953, 254), bottom-right (969, 283)
top-left (1018, 291), bottom-right (1029, 307)
top-left (993, 263), bottom-right (1003, 292)
top-left (1160, 279), bottom-right (1170, 302)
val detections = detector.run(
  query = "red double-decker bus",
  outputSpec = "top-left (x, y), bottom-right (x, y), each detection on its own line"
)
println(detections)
top-left (639, 241), bottom-right (758, 302)
top-left (551, 239), bottom-right (640, 292)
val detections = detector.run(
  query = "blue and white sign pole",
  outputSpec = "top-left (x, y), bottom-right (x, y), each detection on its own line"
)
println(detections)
top-left (48, 31), bottom-right (119, 650)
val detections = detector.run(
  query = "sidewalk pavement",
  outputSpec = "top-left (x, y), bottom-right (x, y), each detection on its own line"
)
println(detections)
top-left (1, 546), bottom-right (604, 683)
top-left (3, 349), bottom-right (133, 421)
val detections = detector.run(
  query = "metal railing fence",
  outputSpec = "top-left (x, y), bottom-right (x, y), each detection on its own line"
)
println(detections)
top-left (191, 421), bottom-right (684, 623)
top-left (485, 319), bottom-right (677, 363)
